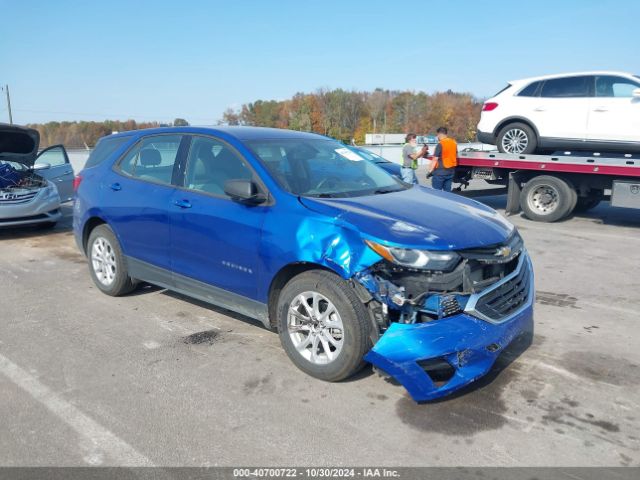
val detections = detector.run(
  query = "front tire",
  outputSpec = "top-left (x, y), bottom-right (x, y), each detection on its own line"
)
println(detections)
top-left (520, 175), bottom-right (575, 222)
top-left (497, 122), bottom-right (537, 154)
top-left (277, 270), bottom-right (370, 382)
top-left (87, 224), bottom-right (136, 296)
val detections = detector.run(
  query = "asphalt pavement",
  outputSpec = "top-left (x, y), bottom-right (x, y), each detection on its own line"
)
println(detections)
top-left (0, 191), bottom-right (639, 467)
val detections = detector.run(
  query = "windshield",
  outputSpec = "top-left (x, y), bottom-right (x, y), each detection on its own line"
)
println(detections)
top-left (349, 147), bottom-right (390, 164)
top-left (247, 138), bottom-right (407, 198)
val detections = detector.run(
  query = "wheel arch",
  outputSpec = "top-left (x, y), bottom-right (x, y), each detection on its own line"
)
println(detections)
top-left (267, 262), bottom-right (338, 330)
top-left (82, 216), bottom-right (109, 254)
top-left (494, 116), bottom-right (540, 139)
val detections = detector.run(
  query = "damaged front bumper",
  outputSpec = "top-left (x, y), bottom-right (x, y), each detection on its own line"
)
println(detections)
top-left (361, 251), bottom-right (534, 402)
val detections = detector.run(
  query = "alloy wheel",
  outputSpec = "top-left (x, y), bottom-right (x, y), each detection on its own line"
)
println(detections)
top-left (501, 128), bottom-right (529, 154)
top-left (91, 237), bottom-right (117, 286)
top-left (288, 291), bottom-right (344, 365)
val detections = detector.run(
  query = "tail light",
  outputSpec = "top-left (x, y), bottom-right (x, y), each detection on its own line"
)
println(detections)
top-left (482, 102), bottom-right (499, 112)
top-left (73, 175), bottom-right (83, 192)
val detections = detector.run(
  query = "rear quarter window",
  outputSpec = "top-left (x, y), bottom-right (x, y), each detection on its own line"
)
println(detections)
top-left (517, 81), bottom-right (541, 97)
top-left (84, 136), bottom-right (132, 169)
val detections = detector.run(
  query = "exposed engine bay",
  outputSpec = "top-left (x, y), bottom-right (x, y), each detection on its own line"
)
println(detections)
top-left (355, 231), bottom-right (527, 328)
top-left (358, 231), bottom-right (534, 402)
top-left (0, 162), bottom-right (48, 196)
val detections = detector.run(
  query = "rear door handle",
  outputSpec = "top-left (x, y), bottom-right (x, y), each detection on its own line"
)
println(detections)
top-left (533, 107), bottom-right (546, 112)
top-left (593, 107), bottom-right (608, 112)
top-left (109, 183), bottom-right (121, 191)
top-left (173, 199), bottom-right (192, 209)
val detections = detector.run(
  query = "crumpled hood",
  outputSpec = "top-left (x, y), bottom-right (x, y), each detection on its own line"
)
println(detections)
top-left (299, 186), bottom-right (514, 250)
top-left (0, 123), bottom-right (40, 167)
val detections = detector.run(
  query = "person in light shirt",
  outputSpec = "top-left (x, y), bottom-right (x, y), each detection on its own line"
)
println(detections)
top-left (401, 133), bottom-right (427, 184)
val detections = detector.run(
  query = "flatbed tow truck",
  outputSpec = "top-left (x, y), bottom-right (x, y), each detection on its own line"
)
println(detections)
top-left (452, 150), bottom-right (640, 222)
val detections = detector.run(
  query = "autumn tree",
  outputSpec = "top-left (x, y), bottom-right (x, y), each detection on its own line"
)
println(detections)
top-left (27, 88), bottom-right (482, 149)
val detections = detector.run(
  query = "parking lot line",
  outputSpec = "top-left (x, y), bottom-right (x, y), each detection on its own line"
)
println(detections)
top-left (0, 353), bottom-right (153, 467)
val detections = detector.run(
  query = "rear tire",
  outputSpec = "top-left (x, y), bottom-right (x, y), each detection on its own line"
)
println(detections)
top-left (497, 122), bottom-right (537, 154)
top-left (87, 224), bottom-right (136, 296)
top-left (277, 270), bottom-right (370, 382)
top-left (520, 175), bottom-right (575, 222)
top-left (574, 190), bottom-right (604, 213)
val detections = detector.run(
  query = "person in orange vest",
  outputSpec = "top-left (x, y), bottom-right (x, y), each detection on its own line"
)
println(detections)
top-left (429, 127), bottom-right (458, 192)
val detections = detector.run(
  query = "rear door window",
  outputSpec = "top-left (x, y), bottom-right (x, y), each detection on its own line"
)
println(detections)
top-left (117, 135), bottom-right (184, 185)
top-left (540, 76), bottom-right (593, 98)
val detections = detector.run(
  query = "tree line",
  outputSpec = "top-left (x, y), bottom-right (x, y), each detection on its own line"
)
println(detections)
top-left (221, 88), bottom-right (483, 143)
top-left (28, 118), bottom-right (189, 149)
top-left (27, 88), bottom-right (483, 148)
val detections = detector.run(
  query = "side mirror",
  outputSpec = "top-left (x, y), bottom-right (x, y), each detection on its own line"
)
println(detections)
top-left (33, 162), bottom-right (51, 170)
top-left (633, 88), bottom-right (640, 98)
top-left (224, 179), bottom-right (267, 205)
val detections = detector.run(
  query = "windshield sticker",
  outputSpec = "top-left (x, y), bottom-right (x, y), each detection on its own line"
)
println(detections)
top-left (335, 148), bottom-right (363, 161)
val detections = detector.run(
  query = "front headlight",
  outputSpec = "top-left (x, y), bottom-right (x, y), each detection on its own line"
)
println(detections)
top-left (365, 240), bottom-right (460, 271)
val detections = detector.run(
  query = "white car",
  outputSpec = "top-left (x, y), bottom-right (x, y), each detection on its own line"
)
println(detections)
top-left (477, 71), bottom-right (640, 154)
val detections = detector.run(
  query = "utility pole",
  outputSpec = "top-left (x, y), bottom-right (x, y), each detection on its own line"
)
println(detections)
top-left (4, 84), bottom-right (13, 124)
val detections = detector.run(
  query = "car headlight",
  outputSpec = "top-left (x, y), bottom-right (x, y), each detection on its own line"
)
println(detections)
top-left (365, 240), bottom-right (460, 271)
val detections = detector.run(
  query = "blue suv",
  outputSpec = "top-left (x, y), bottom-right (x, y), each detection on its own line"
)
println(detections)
top-left (73, 126), bottom-right (534, 402)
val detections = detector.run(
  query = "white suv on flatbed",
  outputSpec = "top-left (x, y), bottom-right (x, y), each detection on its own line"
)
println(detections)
top-left (477, 71), bottom-right (640, 154)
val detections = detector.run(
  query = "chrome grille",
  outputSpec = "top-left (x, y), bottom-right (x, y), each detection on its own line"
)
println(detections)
top-left (0, 190), bottom-right (39, 204)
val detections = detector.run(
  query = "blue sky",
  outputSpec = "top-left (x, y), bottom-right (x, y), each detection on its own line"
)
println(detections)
top-left (1, 0), bottom-right (638, 125)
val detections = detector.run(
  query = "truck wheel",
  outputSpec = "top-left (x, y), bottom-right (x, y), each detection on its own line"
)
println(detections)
top-left (520, 176), bottom-right (575, 222)
top-left (276, 270), bottom-right (370, 382)
top-left (497, 123), bottom-right (537, 154)
top-left (574, 190), bottom-right (604, 213)
top-left (87, 224), bottom-right (136, 296)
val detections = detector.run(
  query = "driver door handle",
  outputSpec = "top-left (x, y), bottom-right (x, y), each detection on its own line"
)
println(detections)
top-left (173, 199), bottom-right (192, 209)
top-left (533, 107), bottom-right (546, 112)
top-left (593, 107), bottom-right (608, 112)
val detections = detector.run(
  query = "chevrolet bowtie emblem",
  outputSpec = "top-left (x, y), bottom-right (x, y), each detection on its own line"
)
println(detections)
top-left (495, 246), bottom-right (512, 258)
